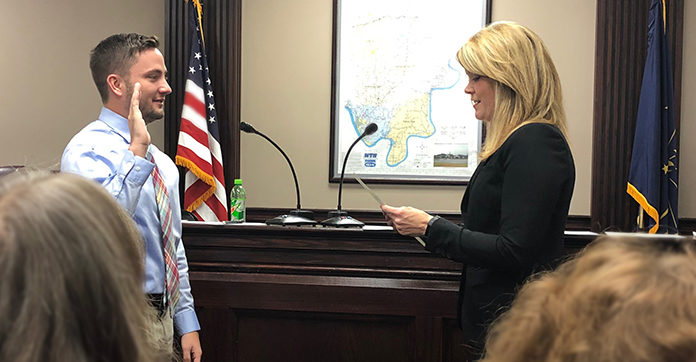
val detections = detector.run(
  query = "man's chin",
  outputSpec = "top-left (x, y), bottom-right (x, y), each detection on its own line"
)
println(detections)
top-left (143, 111), bottom-right (165, 125)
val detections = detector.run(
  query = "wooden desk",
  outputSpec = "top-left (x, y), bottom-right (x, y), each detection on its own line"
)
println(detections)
top-left (183, 223), bottom-right (595, 362)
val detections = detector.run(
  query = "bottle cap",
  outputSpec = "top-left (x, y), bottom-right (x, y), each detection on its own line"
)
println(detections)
top-left (234, 179), bottom-right (243, 185)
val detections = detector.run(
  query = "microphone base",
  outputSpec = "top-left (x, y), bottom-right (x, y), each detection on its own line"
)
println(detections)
top-left (320, 211), bottom-right (365, 228)
top-left (265, 210), bottom-right (317, 226)
top-left (289, 208), bottom-right (315, 220)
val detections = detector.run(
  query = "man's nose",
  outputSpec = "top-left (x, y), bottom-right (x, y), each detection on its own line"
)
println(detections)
top-left (161, 81), bottom-right (172, 95)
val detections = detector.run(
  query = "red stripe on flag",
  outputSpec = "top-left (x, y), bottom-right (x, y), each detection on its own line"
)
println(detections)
top-left (183, 179), bottom-right (211, 210)
top-left (205, 193), bottom-right (228, 220)
top-left (211, 157), bottom-right (225, 183)
top-left (192, 210), bottom-right (202, 221)
top-left (176, 146), bottom-right (213, 176)
top-left (179, 118), bottom-right (210, 147)
top-left (183, 91), bottom-right (206, 116)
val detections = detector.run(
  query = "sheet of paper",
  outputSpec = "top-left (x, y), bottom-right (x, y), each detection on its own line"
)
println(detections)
top-left (354, 175), bottom-right (384, 205)
top-left (354, 175), bottom-right (425, 247)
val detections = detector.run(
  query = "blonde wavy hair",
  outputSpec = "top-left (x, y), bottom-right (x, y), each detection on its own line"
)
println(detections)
top-left (483, 235), bottom-right (696, 362)
top-left (0, 171), bottom-right (168, 362)
top-left (457, 21), bottom-right (567, 160)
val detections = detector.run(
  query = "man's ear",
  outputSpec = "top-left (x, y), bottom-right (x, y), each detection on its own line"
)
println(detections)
top-left (106, 74), bottom-right (127, 97)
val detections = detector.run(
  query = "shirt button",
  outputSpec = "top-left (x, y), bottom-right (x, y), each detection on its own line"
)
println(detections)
top-left (135, 166), bottom-right (141, 171)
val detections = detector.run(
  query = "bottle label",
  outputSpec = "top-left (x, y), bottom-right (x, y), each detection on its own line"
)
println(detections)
top-left (230, 198), bottom-right (246, 222)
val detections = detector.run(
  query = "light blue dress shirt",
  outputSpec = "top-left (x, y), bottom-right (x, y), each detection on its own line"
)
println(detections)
top-left (61, 107), bottom-right (200, 335)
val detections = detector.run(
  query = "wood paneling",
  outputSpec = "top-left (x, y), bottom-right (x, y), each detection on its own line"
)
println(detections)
top-left (183, 223), bottom-right (597, 362)
top-left (184, 223), bottom-right (463, 361)
top-left (246, 206), bottom-right (592, 232)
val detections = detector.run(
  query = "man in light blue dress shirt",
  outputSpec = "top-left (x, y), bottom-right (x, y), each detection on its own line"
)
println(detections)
top-left (61, 33), bottom-right (202, 362)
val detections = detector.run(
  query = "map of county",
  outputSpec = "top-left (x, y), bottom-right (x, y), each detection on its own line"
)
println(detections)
top-left (346, 93), bottom-right (434, 166)
top-left (334, 0), bottom-right (486, 181)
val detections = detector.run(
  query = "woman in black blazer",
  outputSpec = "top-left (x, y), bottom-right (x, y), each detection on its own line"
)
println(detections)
top-left (381, 21), bottom-right (575, 357)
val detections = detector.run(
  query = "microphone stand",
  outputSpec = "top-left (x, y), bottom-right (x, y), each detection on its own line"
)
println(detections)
top-left (240, 122), bottom-right (316, 226)
top-left (321, 123), bottom-right (378, 227)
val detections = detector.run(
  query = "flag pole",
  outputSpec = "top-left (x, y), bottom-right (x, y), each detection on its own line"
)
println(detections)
top-left (186, 0), bottom-right (205, 47)
top-left (637, 205), bottom-right (644, 231)
top-left (192, 0), bottom-right (205, 46)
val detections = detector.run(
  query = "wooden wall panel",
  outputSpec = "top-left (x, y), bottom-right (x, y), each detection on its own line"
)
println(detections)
top-left (183, 223), bottom-right (597, 362)
top-left (184, 224), bottom-right (469, 361)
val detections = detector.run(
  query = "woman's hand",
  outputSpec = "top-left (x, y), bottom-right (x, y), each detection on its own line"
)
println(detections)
top-left (381, 204), bottom-right (432, 237)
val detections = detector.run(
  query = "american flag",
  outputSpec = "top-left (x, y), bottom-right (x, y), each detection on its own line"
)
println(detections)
top-left (175, 1), bottom-right (227, 222)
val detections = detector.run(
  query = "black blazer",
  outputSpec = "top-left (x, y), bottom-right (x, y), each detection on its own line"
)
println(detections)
top-left (423, 123), bottom-right (575, 344)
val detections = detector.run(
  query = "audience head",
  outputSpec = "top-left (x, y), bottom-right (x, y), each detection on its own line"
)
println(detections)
top-left (483, 234), bottom-right (696, 362)
top-left (0, 171), bottom-right (166, 362)
top-left (90, 33), bottom-right (160, 103)
top-left (457, 21), bottom-right (567, 159)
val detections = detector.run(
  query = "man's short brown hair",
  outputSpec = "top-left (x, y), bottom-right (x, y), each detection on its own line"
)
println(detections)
top-left (89, 33), bottom-right (159, 103)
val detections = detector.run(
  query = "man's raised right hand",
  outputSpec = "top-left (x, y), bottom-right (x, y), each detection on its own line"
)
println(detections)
top-left (127, 82), bottom-right (151, 158)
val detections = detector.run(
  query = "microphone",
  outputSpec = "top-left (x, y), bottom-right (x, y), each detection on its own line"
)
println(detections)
top-left (240, 121), bottom-right (316, 226)
top-left (321, 123), bottom-right (378, 227)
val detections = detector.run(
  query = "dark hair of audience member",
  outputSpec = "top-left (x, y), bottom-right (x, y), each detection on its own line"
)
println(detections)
top-left (483, 235), bottom-right (696, 362)
top-left (0, 171), bottom-right (168, 362)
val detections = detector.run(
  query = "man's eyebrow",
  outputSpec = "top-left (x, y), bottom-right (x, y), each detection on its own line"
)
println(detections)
top-left (145, 69), bottom-right (164, 76)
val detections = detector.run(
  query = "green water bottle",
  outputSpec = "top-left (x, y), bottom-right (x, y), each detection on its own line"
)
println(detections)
top-left (229, 178), bottom-right (246, 222)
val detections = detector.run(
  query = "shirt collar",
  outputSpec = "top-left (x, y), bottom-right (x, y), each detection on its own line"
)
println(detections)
top-left (98, 107), bottom-right (131, 143)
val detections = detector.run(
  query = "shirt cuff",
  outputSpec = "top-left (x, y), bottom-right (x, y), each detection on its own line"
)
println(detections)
top-left (173, 308), bottom-right (201, 336)
top-left (122, 152), bottom-right (154, 185)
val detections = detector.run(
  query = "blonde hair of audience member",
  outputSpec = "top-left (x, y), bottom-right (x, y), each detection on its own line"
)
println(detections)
top-left (483, 235), bottom-right (696, 362)
top-left (0, 171), bottom-right (168, 362)
top-left (457, 21), bottom-right (568, 160)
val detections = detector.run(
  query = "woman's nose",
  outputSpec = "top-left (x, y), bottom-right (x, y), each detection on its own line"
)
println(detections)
top-left (464, 83), bottom-right (473, 94)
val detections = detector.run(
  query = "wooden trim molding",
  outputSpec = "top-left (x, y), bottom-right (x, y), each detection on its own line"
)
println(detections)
top-left (246, 207), bottom-right (592, 231)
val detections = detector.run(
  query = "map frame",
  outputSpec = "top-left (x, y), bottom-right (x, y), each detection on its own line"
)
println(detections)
top-left (329, 0), bottom-right (492, 185)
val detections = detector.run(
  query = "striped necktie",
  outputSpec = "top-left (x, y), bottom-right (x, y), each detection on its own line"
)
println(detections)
top-left (150, 156), bottom-right (180, 311)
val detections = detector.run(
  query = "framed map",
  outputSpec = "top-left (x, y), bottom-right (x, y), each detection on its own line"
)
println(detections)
top-left (330, 0), bottom-right (491, 184)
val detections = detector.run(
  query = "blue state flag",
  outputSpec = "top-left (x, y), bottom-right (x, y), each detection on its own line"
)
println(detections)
top-left (627, 0), bottom-right (678, 234)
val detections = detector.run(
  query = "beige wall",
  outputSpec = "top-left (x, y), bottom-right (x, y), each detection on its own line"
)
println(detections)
top-left (2, 1), bottom-right (693, 219)
top-left (0, 0), bottom-right (165, 169)
top-left (241, 0), bottom-right (596, 215)
top-left (681, 0), bottom-right (696, 217)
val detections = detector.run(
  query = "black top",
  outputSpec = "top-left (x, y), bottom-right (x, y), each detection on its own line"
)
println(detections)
top-left (423, 122), bottom-right (575, 345)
